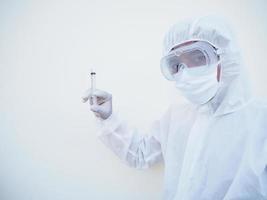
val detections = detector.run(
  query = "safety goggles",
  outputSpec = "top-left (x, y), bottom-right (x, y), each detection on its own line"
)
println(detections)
top-left (160, 41), bottom-right (220, 80)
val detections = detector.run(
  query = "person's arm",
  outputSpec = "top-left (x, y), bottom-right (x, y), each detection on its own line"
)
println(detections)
top-left (82, 89), bottom-right (170, 169)
top-left (96, 112), bottom-right (164, 169)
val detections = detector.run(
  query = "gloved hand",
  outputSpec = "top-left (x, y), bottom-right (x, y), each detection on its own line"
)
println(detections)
top-left (82, 89), bottom-right (112, 120)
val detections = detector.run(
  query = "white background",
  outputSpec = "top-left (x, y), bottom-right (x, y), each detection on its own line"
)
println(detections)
top-left (1, 0), bottom-right (267, 199)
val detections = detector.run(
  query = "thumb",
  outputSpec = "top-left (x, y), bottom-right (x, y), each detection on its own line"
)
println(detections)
top-left (82, 89), bottom-right (92, 103)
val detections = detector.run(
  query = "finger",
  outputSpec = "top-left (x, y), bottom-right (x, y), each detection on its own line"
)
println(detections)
top-left (90, 96), bottom-right (111, 105)
top-left (90, 90), bottom-right (111, 104)
top-left (89, 95), bottom-right (98, 105)
top-left (82, 89), bottom-right (103, 103)
top-left (94, 112), bottom-right (101, 118)
top-left (91, 89), bottom-right (111, 100)
top-left (98, 99), bottom-right (106, 105)
top-left (82, 96), bottom-right (88, 103)
top-left (82, 89), bottom-right (91, 103)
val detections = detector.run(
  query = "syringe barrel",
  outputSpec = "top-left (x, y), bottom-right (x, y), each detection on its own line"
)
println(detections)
top-left (90, 71), bottom-right (97, 104)
top-left (90, 71), bottom-right (96, 91)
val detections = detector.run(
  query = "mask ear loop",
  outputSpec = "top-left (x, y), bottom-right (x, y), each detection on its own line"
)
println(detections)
top-left (217, 60), bottom-right (222, 83)
top-left (215, 48), bottom-right (224, 83)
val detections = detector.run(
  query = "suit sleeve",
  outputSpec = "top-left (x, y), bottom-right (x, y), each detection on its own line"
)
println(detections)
top-left (95, 109), bottom-right (171, 169)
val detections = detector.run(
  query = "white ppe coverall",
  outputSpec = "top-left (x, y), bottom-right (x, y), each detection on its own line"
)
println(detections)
top-left (95, 16), bottom-right (267, 200)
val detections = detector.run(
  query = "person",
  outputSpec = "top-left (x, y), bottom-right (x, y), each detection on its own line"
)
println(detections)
top-left (82, 16), bottom-right (267, 200)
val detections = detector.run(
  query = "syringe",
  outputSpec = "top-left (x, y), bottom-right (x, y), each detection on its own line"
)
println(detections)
top-left (90, 69), bottom-right (97, 104)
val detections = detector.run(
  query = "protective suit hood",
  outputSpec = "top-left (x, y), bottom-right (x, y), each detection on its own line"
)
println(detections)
top-left (162, 15), bottom-right (253, 116)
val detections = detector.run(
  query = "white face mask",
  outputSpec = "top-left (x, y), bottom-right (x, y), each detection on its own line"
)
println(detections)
top-left (174, 63), bottom-right (220, 105)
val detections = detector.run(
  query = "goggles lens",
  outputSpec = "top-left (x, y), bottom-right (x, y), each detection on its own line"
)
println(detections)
top-left (161, 41), bottom-right (218, 81)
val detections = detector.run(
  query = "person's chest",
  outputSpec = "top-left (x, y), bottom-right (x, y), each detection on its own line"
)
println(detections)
top-left (163, 110), bottom-right (255, 199)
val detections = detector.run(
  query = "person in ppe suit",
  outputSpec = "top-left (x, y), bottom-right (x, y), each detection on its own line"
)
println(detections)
top-left (82, 16), bottom-right (267, 200)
